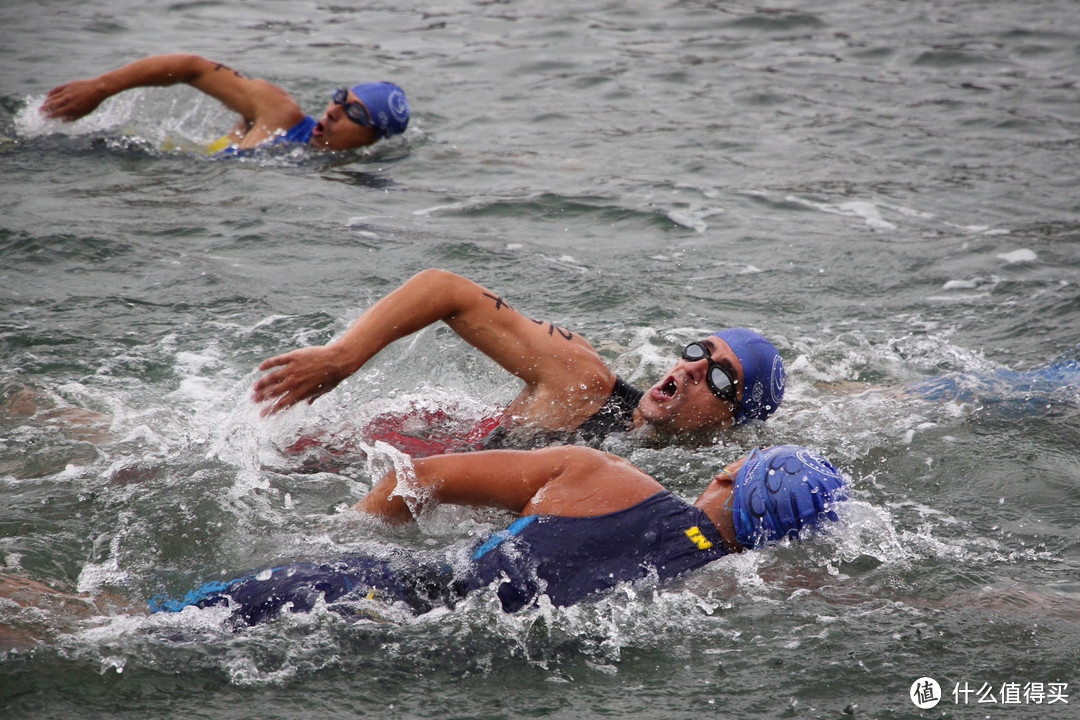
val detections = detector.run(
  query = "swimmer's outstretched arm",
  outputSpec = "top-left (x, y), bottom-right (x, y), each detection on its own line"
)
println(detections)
top-left (40, 53), bottom-right (302, 135)
top-left (354, 445), bottom-right (660, 523)
top-left (252, 268), bottom-right (614, 418)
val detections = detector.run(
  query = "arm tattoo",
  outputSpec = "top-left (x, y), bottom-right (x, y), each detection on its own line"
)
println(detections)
top-left (481, 292), bottom-right (573, 340)
top-left (482, 291), bottom-right (511, 311)
top-left (213, 63), bottom-right (244, 78)
top-left (531, 317), bottom-right (574, 341)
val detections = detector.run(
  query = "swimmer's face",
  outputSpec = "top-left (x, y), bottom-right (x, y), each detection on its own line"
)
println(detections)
top-left (693, 457), bottom-right (747, 552)
top-left (310, 89), bottom-right (378, 150)
top-left (637, 337), bottom-right (743, 434)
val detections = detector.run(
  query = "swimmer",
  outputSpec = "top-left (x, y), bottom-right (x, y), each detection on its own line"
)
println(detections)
top-left (901, 354), bottom-right (1080, 414)
top-left (150, 444), bottom-right (847, 621)
top-left (818, 345), bottom-right (1080, 420)
top-left (0, 445), bottom-right (845, 632)
top-left (252, 269), bottom-right (786, 452)
top-left (39, 53), bottom-right (408, 152)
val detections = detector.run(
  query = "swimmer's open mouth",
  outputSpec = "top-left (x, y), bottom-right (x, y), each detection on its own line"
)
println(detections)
top-left (660, 377), bottom-right (677, 397)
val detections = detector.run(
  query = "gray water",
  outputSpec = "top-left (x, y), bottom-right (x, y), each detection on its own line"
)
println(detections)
top-left (2, 0), bottom-right (1080, 718)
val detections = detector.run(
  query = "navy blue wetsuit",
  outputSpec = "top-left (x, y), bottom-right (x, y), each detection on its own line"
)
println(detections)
top-left (149, 491), bottom-right (729, 624)
top-left (480, 375), bottom-right (644, 450)
top-left (575, 376), bottom-right (644, 443)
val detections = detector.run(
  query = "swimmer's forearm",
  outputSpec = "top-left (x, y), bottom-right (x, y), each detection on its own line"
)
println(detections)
top-left (327, 269), bottom-right (486, 374)
top-left (42, 54), bottom-right (231, 122)
top-left (252, 269), bottom-right (530, 414)
top-left (354, 451), bottom-right (551, 521)
top-left (95, 54), bottom-right (215, 95)
top-left (354, 470), bottom-right (416, 523)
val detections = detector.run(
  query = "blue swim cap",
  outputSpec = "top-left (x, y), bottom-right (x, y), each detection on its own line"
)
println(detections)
top-left (711, 328), bottom-right (785, 424)
top-left (730, 445), bottom-right (847, 549)
top-left (350, 82), bottom-right (410, 139)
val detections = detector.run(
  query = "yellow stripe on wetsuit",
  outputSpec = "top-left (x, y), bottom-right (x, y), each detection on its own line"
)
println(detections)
top-left (684, 526), bottom-right (713, 550)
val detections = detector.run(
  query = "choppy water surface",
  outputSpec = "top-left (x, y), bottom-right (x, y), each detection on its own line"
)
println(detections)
top-left (2, 1), bottom-right (1079, 718)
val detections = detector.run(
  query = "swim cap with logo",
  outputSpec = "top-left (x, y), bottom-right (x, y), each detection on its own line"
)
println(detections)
top-left (350, 82), bottom-right (410, 139)
top-left (730, 444), bottom-right (847, 548)
top-left (711, 328), bottom-right (785, 424)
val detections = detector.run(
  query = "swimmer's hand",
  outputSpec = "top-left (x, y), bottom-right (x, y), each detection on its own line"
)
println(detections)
top-left (251, 346), bottom-right (352, 416)
top-left (40, 79), bottom-right (109, 122)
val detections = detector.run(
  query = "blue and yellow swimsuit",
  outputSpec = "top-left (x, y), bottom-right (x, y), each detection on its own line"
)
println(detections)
top-left (209, 115), bottom-right (316, 155)
top-left (149, 491), bottom-right (729, 624)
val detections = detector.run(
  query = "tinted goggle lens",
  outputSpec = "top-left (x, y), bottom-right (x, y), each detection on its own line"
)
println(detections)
top-left (682, 342), bottom-right (708, 361)
top-left (708, 365), bottom-right (735, 395)
top-left (332, 88), bottom-right (373, 127)
top-left (681, 342), bottom-right (739, 403)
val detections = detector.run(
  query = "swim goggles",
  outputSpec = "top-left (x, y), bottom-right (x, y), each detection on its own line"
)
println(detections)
top-left (681, 341), bottom-right (745, 411)
top-left (331, 88), bottom-right (374, 128)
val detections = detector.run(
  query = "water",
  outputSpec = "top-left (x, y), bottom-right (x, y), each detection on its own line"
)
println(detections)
top-left (2, 0), bottom-right (1079, 717)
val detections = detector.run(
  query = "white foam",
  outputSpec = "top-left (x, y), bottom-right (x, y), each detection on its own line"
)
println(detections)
top-left (943, 222), bottom-right (1011, 235)
top-left (412, 200), bottom-right (476, 216)
top-left (168, 376), bottom-right (221, 404)
top-left (941, 279), bottom-right (981, 290)
top-left (226, 467), bottom-right (272, 501)
top-left (786, 196), bottom-right (898, 231)
top-left (996, 248), bottom-right (1037, 264)
top-left (666, 206), bottom-right (723, 234)
top-left (76, 559), bottom-right (128, 594)
top-left (15, 90), bottom-right (163, 141)
top-left (14, 93), bottom-right (116, 138)
top-left (925, 292), bottom-right (993, 304)
top-left (116, 424), bottom-right (170, 452)
top-left (248, 314), bottom-right (293, 332)
top-left (541, 254), bottom-right (589, 272)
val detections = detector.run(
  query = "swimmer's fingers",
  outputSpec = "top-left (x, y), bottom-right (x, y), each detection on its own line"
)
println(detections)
top-left (255, 350), bottom-right (293, 375)
top-left (255, 373), bottom-right (315, 417)
top-left (252, 363), bottom-right (307, 415)
top-left (264, 382), bottom-right (335, 417)
top-left (39, 81), bottom-right (103, 121)
top-left (39, 87), bottom-right (65, 118)
top-left (252, 347), bottom-right (346, 416)
top-left (251, 352), bottom-right (306, 402)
